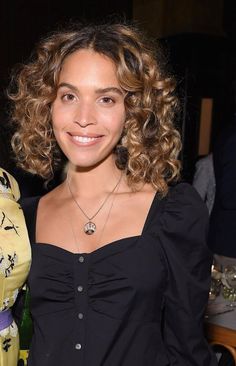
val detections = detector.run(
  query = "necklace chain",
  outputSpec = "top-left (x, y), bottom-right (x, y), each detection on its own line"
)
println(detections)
top-left (68, 176), bottom-right (121, 252)
top-left (67, 173), bottom-right (122, 235)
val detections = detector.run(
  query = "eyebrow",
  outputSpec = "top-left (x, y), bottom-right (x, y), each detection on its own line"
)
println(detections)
top-left (57, 82), bottom-right (123, 96)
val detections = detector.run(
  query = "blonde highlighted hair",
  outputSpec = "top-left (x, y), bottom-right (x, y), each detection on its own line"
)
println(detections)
top-left (9, 21), bottom-right (182, 196)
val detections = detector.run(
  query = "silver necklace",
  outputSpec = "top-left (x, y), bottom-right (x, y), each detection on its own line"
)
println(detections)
top-left (68, 178), bottom-right (120, 253)
top-left (67, 173), bottom-right (122, 235)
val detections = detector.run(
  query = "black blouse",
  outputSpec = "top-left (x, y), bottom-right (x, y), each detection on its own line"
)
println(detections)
top-left (22, 183), bottom-right (217, 366)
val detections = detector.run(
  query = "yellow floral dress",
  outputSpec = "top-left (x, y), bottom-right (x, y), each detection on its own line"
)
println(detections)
top-left (0, 168), bottom-right (31, 366)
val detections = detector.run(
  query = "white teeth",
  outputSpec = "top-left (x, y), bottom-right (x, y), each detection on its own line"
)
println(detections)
top-left (72, 136), bottom-right (97, 143)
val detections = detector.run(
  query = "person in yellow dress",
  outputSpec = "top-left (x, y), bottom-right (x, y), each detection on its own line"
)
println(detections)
top-left (0, 167), bottom-right (31, 366)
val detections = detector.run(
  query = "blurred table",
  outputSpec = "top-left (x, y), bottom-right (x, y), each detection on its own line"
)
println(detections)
top-left (205, 296), bottom-right (236, 362)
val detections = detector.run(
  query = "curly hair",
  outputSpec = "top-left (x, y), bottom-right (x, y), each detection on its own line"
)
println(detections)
top-left (9, 21), bottom-right (182, 196)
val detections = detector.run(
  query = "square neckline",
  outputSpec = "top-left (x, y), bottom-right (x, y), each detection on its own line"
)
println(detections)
top-left (31, 190), bottom-right (160, 256)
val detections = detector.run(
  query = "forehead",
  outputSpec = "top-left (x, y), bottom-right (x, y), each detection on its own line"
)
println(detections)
top-left (58, 49), bottom-right (119, 85)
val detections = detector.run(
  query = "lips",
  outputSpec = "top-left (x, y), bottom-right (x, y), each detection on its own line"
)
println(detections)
top-left (68, 132), bottom-right (103, 145)
top-left (72, 136), bottom-right (98, 143)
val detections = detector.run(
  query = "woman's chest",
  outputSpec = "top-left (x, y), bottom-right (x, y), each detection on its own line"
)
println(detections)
top-left (28, 235), bottom-right (167, 321)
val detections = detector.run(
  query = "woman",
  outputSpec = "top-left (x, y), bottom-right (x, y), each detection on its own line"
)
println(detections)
top-left (0, 167), bottom-right (31, 365)
top-left (9, 22), bottom-right (216, 365)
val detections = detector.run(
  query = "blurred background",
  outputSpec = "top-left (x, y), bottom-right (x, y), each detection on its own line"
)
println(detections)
top-left (1, 0), bottom-right (235, 195)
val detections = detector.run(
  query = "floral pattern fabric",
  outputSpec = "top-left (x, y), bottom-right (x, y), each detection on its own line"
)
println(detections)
top-left (0, 168), bottom-right (31, 366)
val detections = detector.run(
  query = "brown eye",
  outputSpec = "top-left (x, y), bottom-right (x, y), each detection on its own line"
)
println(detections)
top-left (100, 97), bottom-right (114, 104)
top-left (62, 93), bottom-right (76, 102)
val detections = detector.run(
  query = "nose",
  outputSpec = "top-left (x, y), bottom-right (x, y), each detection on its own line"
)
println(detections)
top-left (73, 101), bottom-right (96, 128)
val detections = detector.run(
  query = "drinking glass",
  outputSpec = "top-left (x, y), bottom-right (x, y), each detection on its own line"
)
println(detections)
top-left (222, 265), bottom-right (236, 307)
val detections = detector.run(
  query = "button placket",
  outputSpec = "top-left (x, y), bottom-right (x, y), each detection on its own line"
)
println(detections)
top-left (74, 253), bottom-right (88, 356)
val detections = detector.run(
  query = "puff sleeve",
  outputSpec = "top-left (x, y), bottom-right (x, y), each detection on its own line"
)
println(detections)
top-left (0, 167), bottom-right (20, 201)
top-left (159, 183), bottom-right (216, 366)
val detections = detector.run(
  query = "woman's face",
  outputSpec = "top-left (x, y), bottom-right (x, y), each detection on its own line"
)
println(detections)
top-left (51, 49), bottom-right (126, 170)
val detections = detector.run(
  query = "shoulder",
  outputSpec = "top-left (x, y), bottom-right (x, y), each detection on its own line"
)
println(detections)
top-left (167, 182), bottom-right (208, 214)
top-left (0, 167), bottom-right (20, 201)
top-left (157, 183), bottom-right (211, 263)
top-left (160, 182), bottom-right (209, 238)
top-left (36, 183), bottom-right (65, 213)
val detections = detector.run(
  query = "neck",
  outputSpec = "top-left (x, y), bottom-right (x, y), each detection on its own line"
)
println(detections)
top-left (66, 160), bottom-right (123, 199)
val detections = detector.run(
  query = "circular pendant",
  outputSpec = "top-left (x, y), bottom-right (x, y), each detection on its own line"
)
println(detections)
top-left (84, 221), bottom-right (96, 235)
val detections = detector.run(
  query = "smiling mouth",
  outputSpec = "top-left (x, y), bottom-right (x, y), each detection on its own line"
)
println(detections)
top-left (69, 134), bottom-right (103, 144)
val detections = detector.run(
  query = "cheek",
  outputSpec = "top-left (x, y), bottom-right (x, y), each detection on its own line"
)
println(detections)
top-left (116, 111), bottom-right (126, 133)
top-left (51, 101), bottom-right (73, 124)
top-left (107, 107), bottom-right (126, 132)
top-left (51, 110), bottom-right (66, 144)
top-left (107, 117), bottom-right (125, 136)
top-left (51, 108), bottom-right (68, 131)
top-left (52, 127), bottom-right (62, 149)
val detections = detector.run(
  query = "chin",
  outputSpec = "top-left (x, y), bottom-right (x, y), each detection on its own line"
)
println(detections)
top-left (68, 160), bottom-right (95, 169)
top-left (69, 153), bottom-right (115, 171)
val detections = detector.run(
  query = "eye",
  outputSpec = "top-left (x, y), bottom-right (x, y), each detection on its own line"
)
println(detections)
top-left (61, 93), bottom-right (76, 102)
top-left (100, 96), bottom-right (114, 104)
